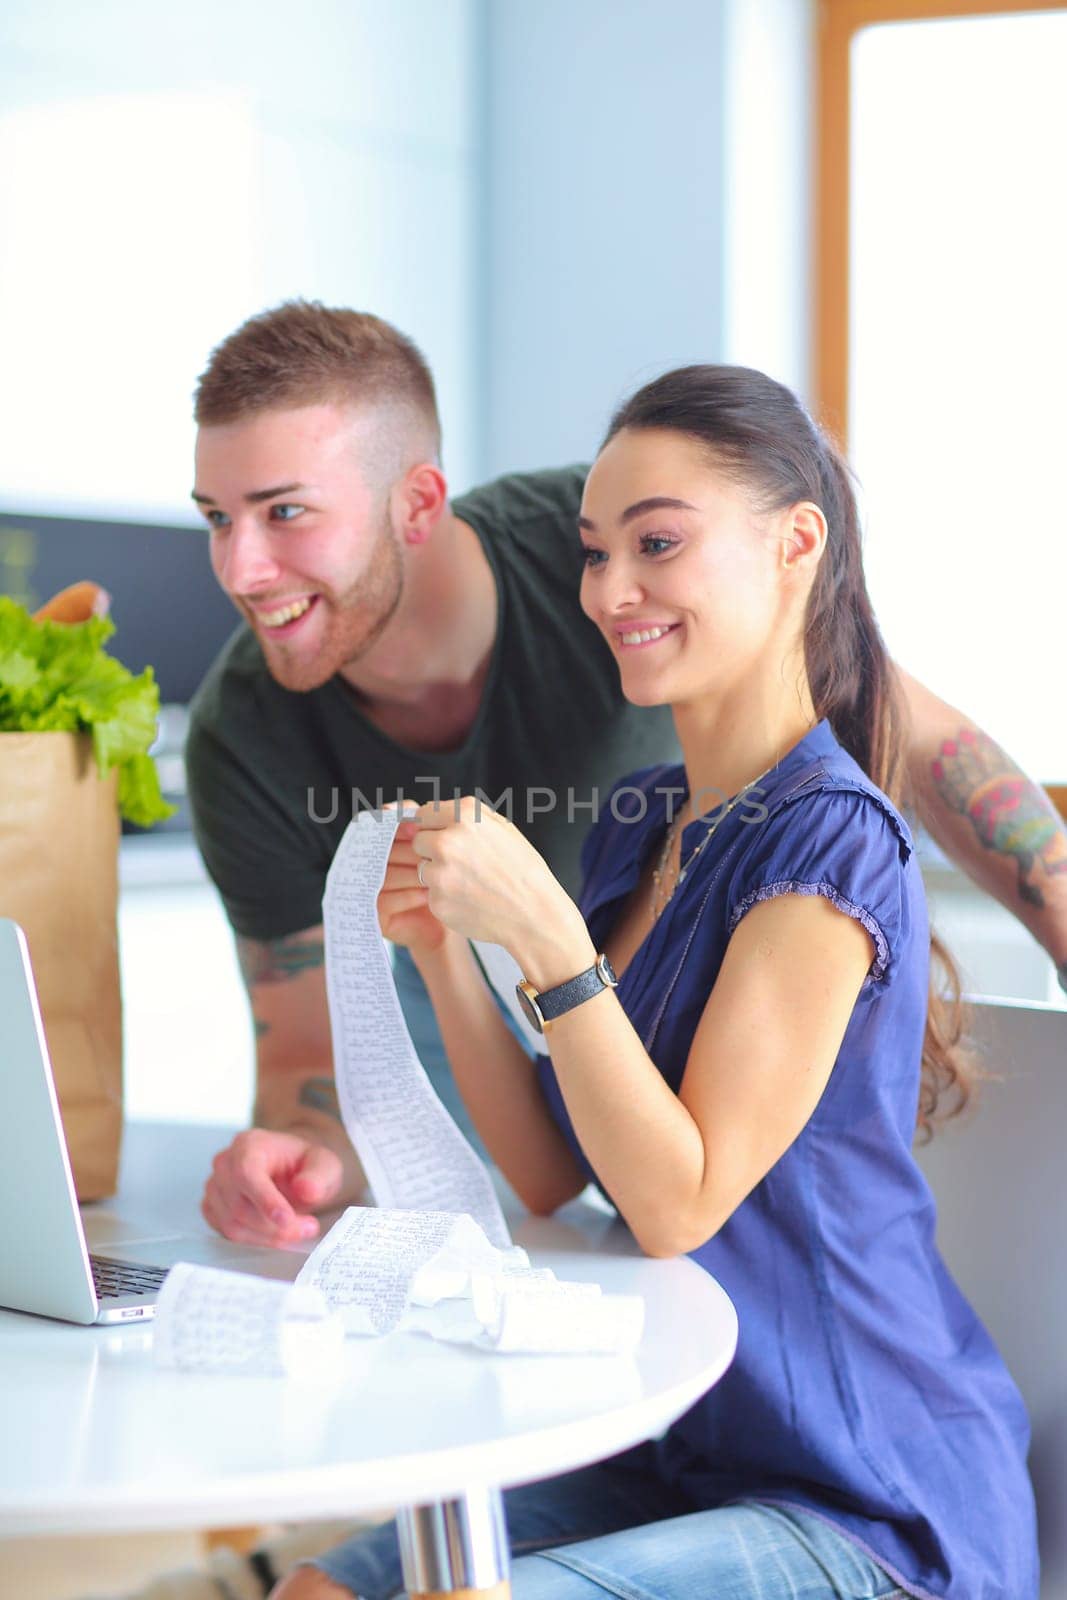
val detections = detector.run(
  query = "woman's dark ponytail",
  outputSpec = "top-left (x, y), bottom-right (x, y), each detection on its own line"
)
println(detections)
top-left (807, 446), bottom-right (904, 802)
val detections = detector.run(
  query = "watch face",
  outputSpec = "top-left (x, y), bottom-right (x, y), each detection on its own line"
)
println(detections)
top-left (515, 981), bottom-right (545, 1034)
top-left (597, 953), bottom-right (619, 988)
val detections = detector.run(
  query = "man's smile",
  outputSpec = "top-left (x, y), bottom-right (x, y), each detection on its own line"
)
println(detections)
top-left (249, 594), bottom-right (319, 633)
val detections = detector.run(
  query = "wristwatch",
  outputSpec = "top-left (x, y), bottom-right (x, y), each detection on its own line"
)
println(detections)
top-left (515, 953), bottom-right (618, 1034)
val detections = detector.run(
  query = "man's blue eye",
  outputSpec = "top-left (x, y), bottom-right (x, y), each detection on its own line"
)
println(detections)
top-left (206, 510), bottom-right (230, 530)
top-left (271, 504), bottom-right (304, 522)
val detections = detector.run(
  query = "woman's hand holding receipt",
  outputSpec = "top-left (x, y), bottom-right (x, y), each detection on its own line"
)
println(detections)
top-left (375, 816), bottom-right (454, 959)
top-left (396, 800), bottom-right (596, 994)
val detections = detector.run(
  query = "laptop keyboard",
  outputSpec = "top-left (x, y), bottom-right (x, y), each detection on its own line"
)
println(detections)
top-left (89, 1254), bottom-right (169, 1300)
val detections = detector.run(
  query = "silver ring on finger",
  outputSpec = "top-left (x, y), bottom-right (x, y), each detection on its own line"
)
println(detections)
top-left (417, 858), bottom-right (428, 889)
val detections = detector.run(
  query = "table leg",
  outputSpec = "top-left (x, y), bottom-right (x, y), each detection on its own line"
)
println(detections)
top-left (398, 1487), bottom-right (510, 1598)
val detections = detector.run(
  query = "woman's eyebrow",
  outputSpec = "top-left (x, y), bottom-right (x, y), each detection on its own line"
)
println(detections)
top-left (578, 496), bottom-right (699, 533)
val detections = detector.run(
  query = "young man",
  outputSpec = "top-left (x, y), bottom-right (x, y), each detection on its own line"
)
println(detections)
top-left (186, 300), bottom-right (1067, 1253)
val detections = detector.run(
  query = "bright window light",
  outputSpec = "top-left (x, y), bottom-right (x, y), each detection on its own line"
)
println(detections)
top-left (0, 91), bottom-right (259, 525)
top-left (849, 12), bottom-right (1067, 781)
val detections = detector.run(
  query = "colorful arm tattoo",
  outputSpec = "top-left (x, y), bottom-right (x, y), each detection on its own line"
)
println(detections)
top-left (236, 934), bottom-right (325, 988)
top-left (931, 728), bottom-right (1067, 909)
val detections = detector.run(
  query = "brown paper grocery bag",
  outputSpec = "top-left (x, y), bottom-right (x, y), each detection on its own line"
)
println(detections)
top-left (0, 730), bottom-right (122, 1200)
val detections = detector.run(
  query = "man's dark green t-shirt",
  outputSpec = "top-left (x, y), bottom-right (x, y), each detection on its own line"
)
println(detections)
top-left (186, 466), bottom-right (679, 942)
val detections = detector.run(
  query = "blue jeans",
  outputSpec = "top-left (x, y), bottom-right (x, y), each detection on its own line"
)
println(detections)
top-left (310, 1455), bottom-right (907, 1598)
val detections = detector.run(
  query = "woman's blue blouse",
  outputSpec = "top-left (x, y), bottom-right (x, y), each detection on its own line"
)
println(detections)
top-left (535, 721), bottom-right (1037, 1600)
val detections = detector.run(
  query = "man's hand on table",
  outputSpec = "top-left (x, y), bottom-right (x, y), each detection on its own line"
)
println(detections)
top-left (201, 1128), bottom-right (346, 1247)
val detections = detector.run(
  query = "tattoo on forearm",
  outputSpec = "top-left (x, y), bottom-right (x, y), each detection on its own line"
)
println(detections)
top-left (251, 1077), bottom-right (340, 1130)
top-left (931, 728), bottom-right (1067, 908)
top-left (254, 1018), bottom-right (271, 1041)
top-left (297, 1076), bottom-right (342, 1122)
top-left (237, 934), bottom-right (325, 988)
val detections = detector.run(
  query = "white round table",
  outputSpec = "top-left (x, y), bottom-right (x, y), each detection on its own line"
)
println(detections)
top-left (0, 1123), bottom-right (737, 1595)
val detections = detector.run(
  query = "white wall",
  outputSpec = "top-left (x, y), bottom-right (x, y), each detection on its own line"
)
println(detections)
top-left (481, 0), bottom-right (729, 475)
top-left (480, 0), bottom-right (814, 478)
top-left (720, 0), bottom-right (813, 399)
top-left (0, 0), bottom-right (482, 521)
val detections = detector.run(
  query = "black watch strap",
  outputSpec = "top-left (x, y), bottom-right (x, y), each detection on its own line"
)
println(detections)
top-left (516, 953), bottom-right (618, 1034)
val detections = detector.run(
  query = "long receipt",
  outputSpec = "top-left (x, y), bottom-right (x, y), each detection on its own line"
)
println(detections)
top-left (323, 809), bottom-right (511, 1249)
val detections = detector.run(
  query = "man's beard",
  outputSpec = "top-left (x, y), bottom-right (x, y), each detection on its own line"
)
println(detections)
top-left (259, 514), bottom-right (404, 694)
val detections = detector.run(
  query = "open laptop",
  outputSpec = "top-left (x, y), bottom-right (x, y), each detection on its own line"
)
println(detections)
top-left (0, 917), bottom-right (298, 1325)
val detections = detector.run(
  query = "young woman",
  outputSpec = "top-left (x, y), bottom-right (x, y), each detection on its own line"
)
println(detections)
top-left (289, 366), bottom-right (1037, 1600)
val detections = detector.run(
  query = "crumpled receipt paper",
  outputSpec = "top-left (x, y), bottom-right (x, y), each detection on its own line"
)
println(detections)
top-left (295, 1206), bottom-right (645, 1353)
top-left (153, 1209), bottom-right (643, 1373)
top-left (153, 1262), bottom-right (344, 1378)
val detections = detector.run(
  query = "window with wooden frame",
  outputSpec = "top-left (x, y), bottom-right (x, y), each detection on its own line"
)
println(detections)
top-left (814, 0), bottom-right (1067, 791)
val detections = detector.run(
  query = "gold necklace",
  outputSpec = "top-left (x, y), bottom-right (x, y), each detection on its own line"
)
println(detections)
top-left (650, 766), bottom-right (772, 923)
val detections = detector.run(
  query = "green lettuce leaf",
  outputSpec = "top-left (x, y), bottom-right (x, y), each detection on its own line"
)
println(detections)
top-left (0, 596), bottom-right (176, 826)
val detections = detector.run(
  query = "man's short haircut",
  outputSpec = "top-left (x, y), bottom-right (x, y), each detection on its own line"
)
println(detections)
top-left (194, 300), bottom-right (441, 457)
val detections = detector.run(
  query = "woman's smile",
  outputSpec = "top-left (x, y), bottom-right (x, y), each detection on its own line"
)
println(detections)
top-left (613, 621), bottom-right (682, 651)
